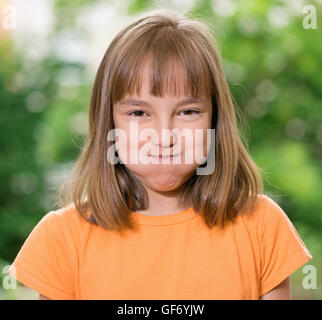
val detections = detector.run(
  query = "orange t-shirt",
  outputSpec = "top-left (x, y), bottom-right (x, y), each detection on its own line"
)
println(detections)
top-left (8, 195), bottom-right (312, 300)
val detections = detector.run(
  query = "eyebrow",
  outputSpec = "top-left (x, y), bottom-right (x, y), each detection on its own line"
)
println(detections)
top-left (118, 97), bottom-right (207, 108)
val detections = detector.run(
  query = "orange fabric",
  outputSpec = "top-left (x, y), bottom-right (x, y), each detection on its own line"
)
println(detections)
top-left (8, 195), bottom-right (312, 300)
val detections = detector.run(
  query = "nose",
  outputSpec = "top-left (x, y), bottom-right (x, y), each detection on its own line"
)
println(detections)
top-left (150, 122), bottom-right (177, 154)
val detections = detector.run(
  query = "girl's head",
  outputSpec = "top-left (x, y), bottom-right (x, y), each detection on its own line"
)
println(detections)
top-left (58, 9), bottom-right (264, 231)
top-left (112, 58), bottom-right (213, 193)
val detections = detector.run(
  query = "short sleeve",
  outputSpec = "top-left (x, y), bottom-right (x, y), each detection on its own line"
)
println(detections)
top-left (7, 210), bottom-right (77, 300)
top-left (258, 196), bottom-right (312, 297)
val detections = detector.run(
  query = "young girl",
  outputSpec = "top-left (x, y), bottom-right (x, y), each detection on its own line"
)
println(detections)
top-left (8, 9), bottom-right (312, 300)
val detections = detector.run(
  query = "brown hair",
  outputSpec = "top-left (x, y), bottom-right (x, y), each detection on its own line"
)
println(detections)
top-left (56, 9), bottom-right (265, 231)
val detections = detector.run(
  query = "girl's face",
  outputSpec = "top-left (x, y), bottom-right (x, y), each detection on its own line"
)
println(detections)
top-left (113, 64), bottom-right (213, 193)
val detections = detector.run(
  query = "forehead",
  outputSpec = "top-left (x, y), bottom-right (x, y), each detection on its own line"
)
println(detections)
top-left (121, 59), bottom-right (208, 101)
top-left (144, 63), bottom-right (182, 96)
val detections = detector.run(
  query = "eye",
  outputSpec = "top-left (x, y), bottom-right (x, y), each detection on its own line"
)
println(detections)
top-left (127, 110), bottom-right (148, 118)
top-left (178, 109), bottom-right (200, 117)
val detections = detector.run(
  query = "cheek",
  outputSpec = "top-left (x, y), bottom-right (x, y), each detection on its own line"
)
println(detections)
top-left (178, 129), bottom-right (209, 165)
top-left (114, 133), bottom-right (148, 164)
top-left (202, 128), bottom-right (211, 158)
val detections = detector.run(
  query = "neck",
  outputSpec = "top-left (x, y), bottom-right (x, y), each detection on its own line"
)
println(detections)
top-left (137, 184), bottom-right (188, 216)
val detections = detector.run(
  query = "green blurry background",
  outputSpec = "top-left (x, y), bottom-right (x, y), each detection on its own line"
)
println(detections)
top-left (0, 0), bottom-right (321, 299)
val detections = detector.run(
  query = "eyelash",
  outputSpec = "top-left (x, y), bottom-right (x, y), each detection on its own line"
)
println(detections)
top-left (127, 109), bottom-right (200, 118)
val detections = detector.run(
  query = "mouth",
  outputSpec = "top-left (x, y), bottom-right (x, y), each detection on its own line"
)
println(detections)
top-left (150, 153), bottom-right (181, 159)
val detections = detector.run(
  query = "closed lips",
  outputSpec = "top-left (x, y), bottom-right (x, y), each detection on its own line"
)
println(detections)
top-left (150, 153), bottom-right (180, 157)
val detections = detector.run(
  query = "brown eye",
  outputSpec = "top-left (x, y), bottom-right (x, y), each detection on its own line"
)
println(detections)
top-left (128, 110), bottom-right (148, 117)
top-left (178, 109), bottom-right (200, 117)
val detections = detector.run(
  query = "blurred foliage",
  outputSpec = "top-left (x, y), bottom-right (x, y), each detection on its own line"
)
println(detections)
top-left (0, 0), bottom-right (321, 299)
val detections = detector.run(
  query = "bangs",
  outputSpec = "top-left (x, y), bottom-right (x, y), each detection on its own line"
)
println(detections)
top-left (110, 25), bottom-right (213, 103)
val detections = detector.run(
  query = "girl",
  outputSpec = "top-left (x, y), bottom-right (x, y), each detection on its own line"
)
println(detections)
top-left (8, 9), bottom-right (312, 300)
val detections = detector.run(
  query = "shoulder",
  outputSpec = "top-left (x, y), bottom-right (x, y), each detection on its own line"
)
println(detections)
top-left (256, 194), bottom-right (296, 232)
top-left (235, 194), bottom-right (295, 241)
top-left (46, 203), bottom-right (90, 224)
top-left (241, 194), bottom-right (288, 225)
top-left (40, 203), bottom-right (92, 239)
top-left (240, 194), bottom-right (310, 253)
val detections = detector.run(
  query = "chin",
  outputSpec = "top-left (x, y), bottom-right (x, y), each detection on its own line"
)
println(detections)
top-left (143, 174), bottom-right (185, 192)
top-left (126, 164), bottom-right (197, 191)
